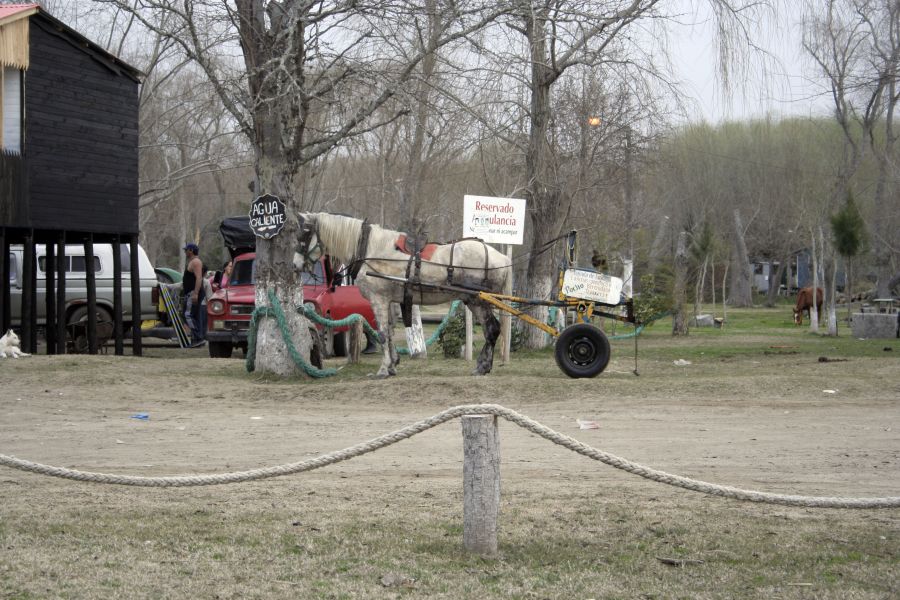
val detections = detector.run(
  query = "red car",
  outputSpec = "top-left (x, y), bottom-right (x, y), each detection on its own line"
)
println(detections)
top-left (206, 252), bottom-right (378, 359)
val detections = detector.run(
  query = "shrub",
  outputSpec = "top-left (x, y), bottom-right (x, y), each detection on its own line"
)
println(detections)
top-left (437, 311), bottom-right (466, 358)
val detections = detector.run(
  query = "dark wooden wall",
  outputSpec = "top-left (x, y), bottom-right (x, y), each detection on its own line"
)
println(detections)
top-left (3, 16), bottom-right (140, 234)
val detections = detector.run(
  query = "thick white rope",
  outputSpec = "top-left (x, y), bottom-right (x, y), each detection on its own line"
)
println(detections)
top-left (0, 404), bottom-right (897, 509)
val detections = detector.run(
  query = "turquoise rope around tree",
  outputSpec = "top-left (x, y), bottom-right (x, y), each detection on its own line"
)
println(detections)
top-left (396, 300), bottom-right (462, 355)
top-left (298, 304), bottom-right (379, 339)
top-left (245, 289), bottom-right (338, 378)
top-left (245, 293), bottom-right (462, 376)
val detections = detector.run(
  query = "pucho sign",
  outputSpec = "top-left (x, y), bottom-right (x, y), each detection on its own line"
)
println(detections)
top-left (463, 195), bottom-right (526, 245)
top-left (249, 194), bottom-right (286, 239)
top-left (561, 269), bottom-right (625, 305)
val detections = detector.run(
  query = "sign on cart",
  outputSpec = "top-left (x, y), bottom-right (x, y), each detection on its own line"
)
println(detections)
top-left (561, 269), bottom-right (625, 305)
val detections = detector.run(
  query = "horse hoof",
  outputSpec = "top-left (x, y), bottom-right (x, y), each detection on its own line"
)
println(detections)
top-left (367, 372), bottom-right (390, 380)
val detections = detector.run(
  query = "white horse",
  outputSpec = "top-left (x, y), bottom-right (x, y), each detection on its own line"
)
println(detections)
top-left (294, 213), bottom-right (512, 377)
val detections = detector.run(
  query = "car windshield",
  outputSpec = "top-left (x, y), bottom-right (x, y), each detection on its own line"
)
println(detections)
top-left (229, 257), bottom-right (326, 286)
top-left (230, 259), bottom-right (256, 285)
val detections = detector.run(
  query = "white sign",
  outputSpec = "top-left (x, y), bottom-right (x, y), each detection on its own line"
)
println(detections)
top-left (463, 195), bottom-right (526, 245)
top-left (561, 269), bottom-right (625, 305)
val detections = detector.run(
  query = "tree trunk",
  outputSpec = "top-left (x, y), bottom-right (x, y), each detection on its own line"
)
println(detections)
top-left (398, 0), bottom-right (439, 237)
top-left (729, 209), bottom-right (753, 307)
top-left (520, 8), bottom-right (567, 350)
top-left (648, 215), bottom-right (670, 273)
top-left (252, 154), bottom-right (313, 376)
top-left (822, 226), bottom-right (838, 336)
top-left (810, 227), bottom-right (820, 333)
top-left (764, 259), bottom-right (787, 307)
top-left (672, 232), bottom-right (689, 336)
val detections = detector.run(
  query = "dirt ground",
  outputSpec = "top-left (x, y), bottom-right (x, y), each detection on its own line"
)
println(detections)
top-left (0, 334), bottom-right (898, 598)
top-left (2, 343), bottom-right (897, 494)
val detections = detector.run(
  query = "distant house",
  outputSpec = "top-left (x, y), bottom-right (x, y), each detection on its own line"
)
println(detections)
top-left (0, 3), bottom-right (145, 355)
top-left (751, 252), bottom-right (845, 296)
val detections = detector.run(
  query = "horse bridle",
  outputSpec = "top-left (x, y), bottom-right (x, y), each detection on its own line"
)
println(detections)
top-left (297, 217), bottom-right (323, 267)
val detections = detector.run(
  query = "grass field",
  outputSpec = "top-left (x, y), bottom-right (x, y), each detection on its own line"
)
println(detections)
top-left (0, 305), bottom-right (897, 599)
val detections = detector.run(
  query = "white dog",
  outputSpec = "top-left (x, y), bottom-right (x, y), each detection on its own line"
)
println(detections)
top-left (0, 329), bottom-right (30, 359)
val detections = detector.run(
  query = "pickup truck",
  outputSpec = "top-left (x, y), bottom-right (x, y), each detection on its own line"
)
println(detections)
top-left (205, 251), bottom-right (378, 359)
top-left (8, 243), bottom-right (160, 333)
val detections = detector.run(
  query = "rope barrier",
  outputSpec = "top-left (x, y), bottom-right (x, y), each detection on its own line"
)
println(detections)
top-left (1, 404), bottom-right (896, 509)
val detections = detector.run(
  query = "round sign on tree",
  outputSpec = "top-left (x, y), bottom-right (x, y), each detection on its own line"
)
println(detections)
top-left (249, 194), bottom-right (287, 239)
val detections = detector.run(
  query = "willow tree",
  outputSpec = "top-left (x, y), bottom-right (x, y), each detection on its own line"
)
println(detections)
top-left (102, 0), bottom-right (504, 375)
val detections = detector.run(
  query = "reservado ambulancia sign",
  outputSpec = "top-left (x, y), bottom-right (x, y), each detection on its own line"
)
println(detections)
top-left (249, 194), bottom-right (286, 239)
top-left (463, 195), bottom-right (526, 245)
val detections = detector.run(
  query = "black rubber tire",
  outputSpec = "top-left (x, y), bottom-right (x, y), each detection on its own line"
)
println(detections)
top-left (554, 323), bottom-right (611, 378)
top-left (208, 341), bottom-right (233, 359)
top-left (68, 305), bottom-right (113, 352)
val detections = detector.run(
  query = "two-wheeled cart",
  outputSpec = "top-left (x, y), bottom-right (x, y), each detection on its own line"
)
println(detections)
top-left (368, 231), bottom-right (637, 378)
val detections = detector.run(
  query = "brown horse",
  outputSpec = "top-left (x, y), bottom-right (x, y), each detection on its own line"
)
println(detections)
top-left (793, 286), bottom-right (823, 325)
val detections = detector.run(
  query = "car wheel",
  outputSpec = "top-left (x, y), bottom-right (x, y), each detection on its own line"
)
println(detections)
top-left (67, 305), bottom-right (113, 352)
top-left (208, 341), bottom-right (233, 358)
top-left (554, 323), bottom-right (610, 378)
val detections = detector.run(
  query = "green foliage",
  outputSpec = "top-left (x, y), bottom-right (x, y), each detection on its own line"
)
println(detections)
top-left (437, 311), bottom-right (466, 358)
top-left (510, 322), bottom-right (527, 352)
top-left (831, 191), bottom-right (867, 259)
top-left (689, 220), bottom-right (715, 264)
top-left (633, 273), bottom-right (672, 325)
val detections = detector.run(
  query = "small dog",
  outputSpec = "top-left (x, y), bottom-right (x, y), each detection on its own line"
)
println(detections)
top-left (0, 329), bottom-right (30, 359)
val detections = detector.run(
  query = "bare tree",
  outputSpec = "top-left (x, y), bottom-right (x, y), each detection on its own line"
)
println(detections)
top-left (97, 0), bottom-right (506, 375)
top-left (804, 0), bottom-right (900, 318)
top-left (458, 0), bottom-right (767, 347)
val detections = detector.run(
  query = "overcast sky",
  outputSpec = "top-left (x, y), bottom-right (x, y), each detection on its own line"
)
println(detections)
top-left (668, 1), bottom-right (833, 123)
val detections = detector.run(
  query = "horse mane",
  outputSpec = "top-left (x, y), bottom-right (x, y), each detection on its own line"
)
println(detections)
top-left (313, 213), bottom-right (364, 263)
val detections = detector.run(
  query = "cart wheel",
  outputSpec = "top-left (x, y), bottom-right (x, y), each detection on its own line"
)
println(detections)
top-left (554, 323), bottom-right (611, 378)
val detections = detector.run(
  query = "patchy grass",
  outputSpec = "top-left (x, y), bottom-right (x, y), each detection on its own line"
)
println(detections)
top-left (1, 481), bottom-right (896, 599)
top-left (0, 306), bottom-right (897, 599)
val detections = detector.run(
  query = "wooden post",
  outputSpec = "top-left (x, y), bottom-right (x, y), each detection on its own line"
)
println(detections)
top-left (44, 241), bottom-right (56, 354)
top-left (464, 305), bottom-right (473, 361)
top-left (85, 235), bottom-right (98, 354)
top-left (500, 245), bottom-right (513, 363)
top-left (347, 318), bottom-right (363, 364)
top-left (462, 414), bottom-right (500, 557)
top-left (21, 232), bottom-right (35, 353)
top-left (112, 236), bottom-right (124, 356)
top-left (0, 229), bottom-right (7, 333)
top-left (55, 233), bottom-right (67, 354)
top-left (129, 235), bottom-right (142, 356)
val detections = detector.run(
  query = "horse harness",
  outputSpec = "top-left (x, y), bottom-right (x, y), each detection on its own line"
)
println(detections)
top-left (398, 236), bottom-right (491, 327)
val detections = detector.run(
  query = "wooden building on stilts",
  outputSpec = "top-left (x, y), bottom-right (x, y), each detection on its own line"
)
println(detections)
top-left (1, 3), bottom-right (147, 355)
